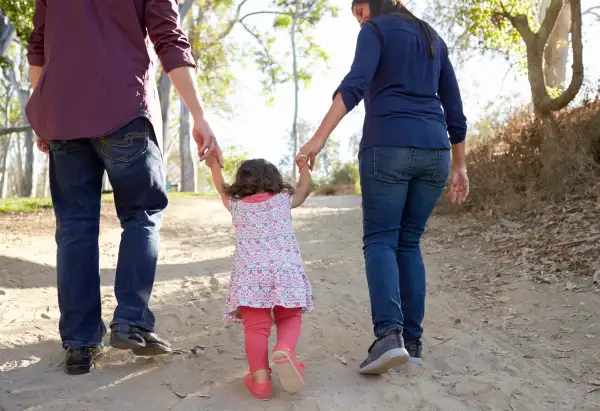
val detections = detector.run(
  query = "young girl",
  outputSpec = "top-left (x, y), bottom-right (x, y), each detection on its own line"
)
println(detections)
top-left (206, 156), bottom-right (313, 401)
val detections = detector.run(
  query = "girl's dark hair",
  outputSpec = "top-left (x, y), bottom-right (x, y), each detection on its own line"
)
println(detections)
top-left (223, 158), bottom-right (295, 198)
top-left (352, 0), bottom-right (438, 59)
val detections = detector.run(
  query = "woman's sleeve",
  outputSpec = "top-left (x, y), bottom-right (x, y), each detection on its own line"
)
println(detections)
top-left (438, 42), bottom-right (467, 145)
top-left (333, 22), bottom-right (383, 112)
top-left (27, 0), bottom-right (47, 67)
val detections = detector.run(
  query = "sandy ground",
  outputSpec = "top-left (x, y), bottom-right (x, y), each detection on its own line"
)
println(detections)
top-left (0, 195), bottom-right (599, 411)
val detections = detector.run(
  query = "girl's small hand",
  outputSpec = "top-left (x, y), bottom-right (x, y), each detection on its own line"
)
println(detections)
top-left (296, 136), bottom-right (325, 171)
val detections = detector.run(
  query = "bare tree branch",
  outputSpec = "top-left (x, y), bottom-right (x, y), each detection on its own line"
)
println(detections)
top-left (582, 5), bottom-right (600, 20)
top-left (537, 0), bottom-right (566, 46)
top-left (203, 0), bottom-right (252, 49)
top-left (505, 14), bottom-right (536, 46)
top-left (239, 10), bottom-right (289, 25)
top-left (0, 125), bottom-right (31, 136)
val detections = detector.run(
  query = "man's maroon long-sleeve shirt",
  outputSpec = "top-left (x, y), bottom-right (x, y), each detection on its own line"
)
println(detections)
top-left (26, 0), bottom-right (196, 146)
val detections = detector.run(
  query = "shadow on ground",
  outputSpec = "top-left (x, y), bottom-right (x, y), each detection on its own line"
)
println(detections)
top-left (0, 197), bottom-right (370, 411)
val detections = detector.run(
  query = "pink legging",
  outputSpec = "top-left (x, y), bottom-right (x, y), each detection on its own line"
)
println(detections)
top-left (239, 306), bottom-right (302, 373)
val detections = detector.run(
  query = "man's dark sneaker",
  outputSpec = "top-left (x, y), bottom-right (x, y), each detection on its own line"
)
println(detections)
top-left (359, 330), bottom-right (409, 375)
top-left (110, 324), bottom-right (172, 356)
top-left (405, 340), bottom-right (423, 365)
top-left (65, 346), bottom-right (104, 375)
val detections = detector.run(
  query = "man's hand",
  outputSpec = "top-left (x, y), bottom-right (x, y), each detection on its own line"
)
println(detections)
top-left (192, 117), bottom-right (223, 167)
top-left (36, 136), bottom-right (49, 154)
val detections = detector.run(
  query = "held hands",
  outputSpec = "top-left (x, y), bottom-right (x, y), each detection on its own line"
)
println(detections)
top-left (193, 116), bottom-right (224, 168)
top-left (295, 136), bottom-right (326, 171)
top-left (447, 168), bottom-right (469, 205)
top-left (205, 147), bottom-right (223, 169)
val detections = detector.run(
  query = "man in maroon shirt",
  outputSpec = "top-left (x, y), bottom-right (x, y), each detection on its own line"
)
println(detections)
top-left (26, 0), bottom-right (223, 375)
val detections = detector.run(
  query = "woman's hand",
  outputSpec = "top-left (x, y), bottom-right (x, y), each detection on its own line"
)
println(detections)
top-left (447, 168), bottom-right (469, 205)
top-left (296, 136), bottom-right (326, 171)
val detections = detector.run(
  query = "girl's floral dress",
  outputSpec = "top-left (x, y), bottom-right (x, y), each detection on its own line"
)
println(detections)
top-left (224, 192), bottom-right (314, 322)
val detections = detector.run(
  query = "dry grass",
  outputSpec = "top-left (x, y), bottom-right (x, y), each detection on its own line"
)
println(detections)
top-left (448, 99), bottom-right (600, 215)
top-left (435, 99), bottom-right (600, 281)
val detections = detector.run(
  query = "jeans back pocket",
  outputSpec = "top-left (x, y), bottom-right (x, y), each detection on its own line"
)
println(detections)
top-left (373, 146), bottom-right (416, 183)
top-left (100, 118), bottom-right (149, 163)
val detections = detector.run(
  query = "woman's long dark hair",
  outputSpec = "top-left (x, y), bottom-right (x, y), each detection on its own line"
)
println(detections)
top-left (353, 0), bottom-right (438, 59)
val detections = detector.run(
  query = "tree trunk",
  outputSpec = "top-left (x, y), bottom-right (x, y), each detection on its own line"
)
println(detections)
top-left (179, 99), bottom-right (195, 191)
top-left (20, 129), bottom-right (34, 197)
top-left (544, 3), bottom-right (571, 89)
top-left (290, 7), bottom-right (300, 181)
top-left (155, 1), bottom-right (195, 172)
top-left (0, 13), bottom-right (15, 56)
top-left (0, 135), bottom-right (11, 198)
top-left (157, 70), bottom-right (172, 167)
top-left (41, 156), bottom-right (50, 197)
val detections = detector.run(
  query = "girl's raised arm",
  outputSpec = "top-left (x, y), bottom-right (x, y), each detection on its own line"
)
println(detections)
top-left (207, 156), bottom-right (231, 211)
top-left (291, 166), bottom-right (312, 208)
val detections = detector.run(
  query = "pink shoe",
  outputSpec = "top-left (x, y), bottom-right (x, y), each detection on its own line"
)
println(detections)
top-left (243, 371), bottom-right (272, 401)
top-left (272, 348), bottom-right (305, 394)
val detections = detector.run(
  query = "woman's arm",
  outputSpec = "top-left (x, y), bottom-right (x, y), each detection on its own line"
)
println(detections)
top-left (438, 43), bottom-right (468, 169)
top-left (298, 22), bottom-right (382, 169)
top-left (291, 166), bottom-right (312, 208)
top-left (207, 157), bottom-right (231, 211)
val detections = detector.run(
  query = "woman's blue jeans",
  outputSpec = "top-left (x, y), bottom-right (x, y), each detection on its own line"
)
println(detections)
top-left (359, 146), bottom-right (450, 342)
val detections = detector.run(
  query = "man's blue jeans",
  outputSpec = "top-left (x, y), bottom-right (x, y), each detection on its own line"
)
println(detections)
top-left (49, 117), bottom-right (168, 348)
top-left (359, 146), bottom-right (450, 343)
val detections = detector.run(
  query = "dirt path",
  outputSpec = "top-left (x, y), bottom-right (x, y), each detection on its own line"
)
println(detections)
top-left (0, 196), bottom-right (598, 411)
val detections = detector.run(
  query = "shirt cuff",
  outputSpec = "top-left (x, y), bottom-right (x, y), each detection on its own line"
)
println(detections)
top-left (450, 134), bottom-right (466, 145)
top-left (332, 87), bottom-right (357, 112)
top-left (160, 49), bottom-right (196, 73)
top-left (27, 53), bottom-right (45, 67)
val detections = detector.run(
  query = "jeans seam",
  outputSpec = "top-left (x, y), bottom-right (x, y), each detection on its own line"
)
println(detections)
top-left (433, 150), bottom-right (450, 187)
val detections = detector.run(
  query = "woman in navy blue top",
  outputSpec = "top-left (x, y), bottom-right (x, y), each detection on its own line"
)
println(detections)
top-left (296, 0), bottom-right (469, 375)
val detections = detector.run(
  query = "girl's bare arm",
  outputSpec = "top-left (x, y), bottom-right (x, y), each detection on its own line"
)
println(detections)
top-left (207, 158), bottom-right (231, 211)
top-left (292, 166), bottom-right (312, 208)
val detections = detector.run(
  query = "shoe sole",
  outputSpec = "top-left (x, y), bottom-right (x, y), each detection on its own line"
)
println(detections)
top-left (359, 348), bottom-right (410, 375)
top-left (408, 357), bottom-right (423, 365)
top-left (66, 362), bottom-right (95, 375)
top-left (65, 349), bottom-right (103, 375)
top-left (272, 350), bottom-right (304, 394)
top-left (109, 337), bottom-right (145, 351)
top-left (243, 384), bottom-right (271, 401)
top-left (131, 343), bottom-right (172, 356)
top-left (110, 338), bottom-right (171, 356)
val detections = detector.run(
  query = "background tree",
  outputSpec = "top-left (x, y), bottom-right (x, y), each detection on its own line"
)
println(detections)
top-left (456, 0), bottom-right (583, 127)
top-left (241, 0), bottom-right (338, 180)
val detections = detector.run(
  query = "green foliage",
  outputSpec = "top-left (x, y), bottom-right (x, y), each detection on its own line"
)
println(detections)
top-left (186, 0), bottom-right (243, 114)
top-left (330, 161), bottom-right (359, 185)
top-left (223, 145), bottom-right (249, 181)
top-left (0, 0), bottom-right (34, 45)
top-left (455, 0), bottom-right (537, 57)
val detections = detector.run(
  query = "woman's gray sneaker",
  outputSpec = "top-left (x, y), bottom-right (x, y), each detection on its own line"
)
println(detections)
top-left (359, 330), bottom-right (409, 375)
top-left (405, 340), bottom-right (423, 365)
